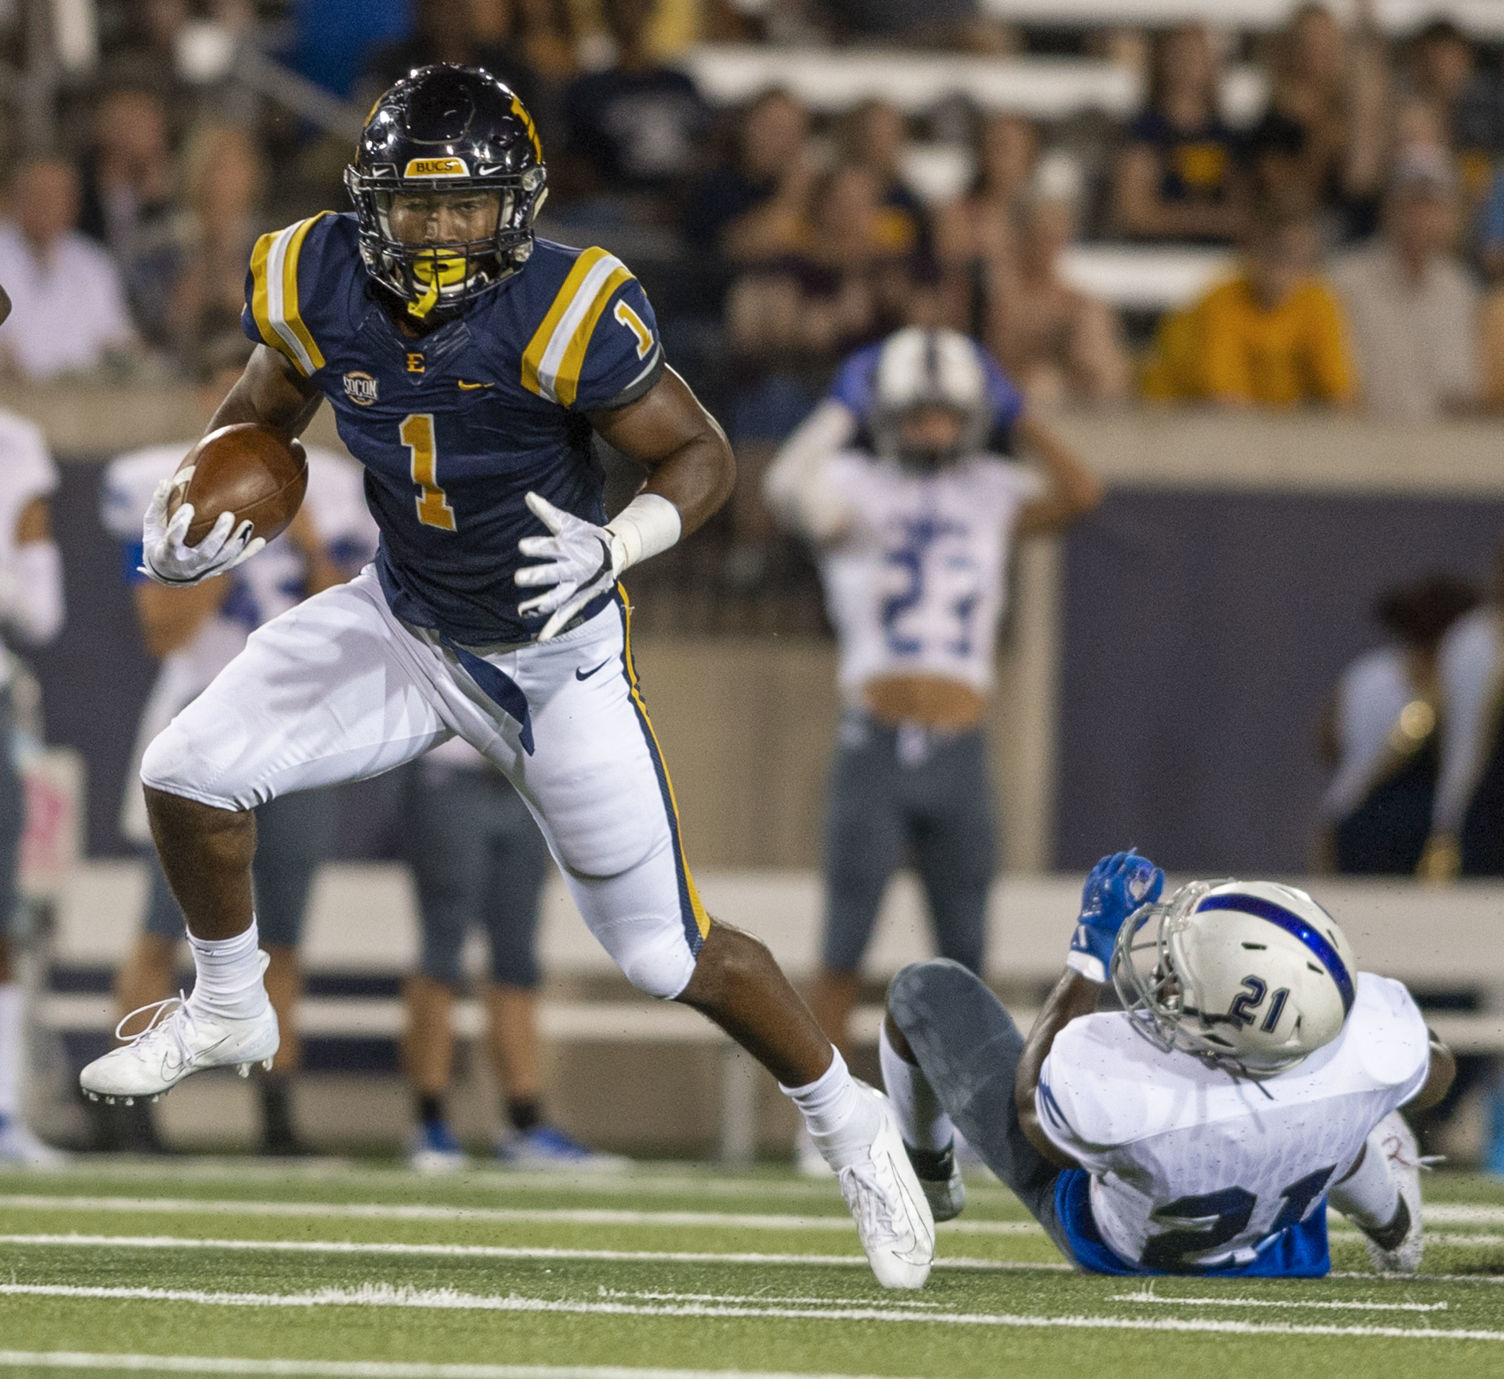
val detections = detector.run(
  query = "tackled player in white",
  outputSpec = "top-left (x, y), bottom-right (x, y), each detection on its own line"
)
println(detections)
top-left (882, 851), bottom-right (1455, 1276)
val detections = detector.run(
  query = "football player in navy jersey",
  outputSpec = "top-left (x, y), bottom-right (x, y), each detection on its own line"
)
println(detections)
top-left (78, 65), bottom-right (934, 1288)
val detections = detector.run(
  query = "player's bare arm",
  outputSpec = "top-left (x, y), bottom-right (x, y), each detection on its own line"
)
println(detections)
top-left (208, 344), bottom-right (324, 438)
top-left (1016, 851), bottom-right (1166, 1167)
top-left (1013, 414), bottom-right (1105, 536)
top-left (587, 366), bottom-right (736, 538)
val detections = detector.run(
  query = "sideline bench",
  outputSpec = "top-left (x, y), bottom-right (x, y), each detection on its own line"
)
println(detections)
top-left (39, 862), bottom-right (1504, 1162)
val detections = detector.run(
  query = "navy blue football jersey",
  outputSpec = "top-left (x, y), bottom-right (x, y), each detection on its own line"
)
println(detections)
top-left (240, 212), bottom-right (665, 644)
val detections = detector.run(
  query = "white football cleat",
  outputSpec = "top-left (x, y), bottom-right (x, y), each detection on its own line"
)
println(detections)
top-left (0, 1117), bottom-right (68, 1168)
top-left (828, 1083), bottom-right (935, 1289)
top-left (80, 991), bottom-right (279, 1103)
top-left (1360, 1111), bottom-right (1430, 1275)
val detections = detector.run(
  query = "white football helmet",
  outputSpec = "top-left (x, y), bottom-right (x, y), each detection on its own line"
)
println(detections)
top-left (1112, 879), bottom-right (1357, 1076)
top-left (870, 327), bottom-right (993, 469)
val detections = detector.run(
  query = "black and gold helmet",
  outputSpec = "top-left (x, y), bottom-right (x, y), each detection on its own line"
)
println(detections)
top-left (344, 64), bottom-right (547, 320)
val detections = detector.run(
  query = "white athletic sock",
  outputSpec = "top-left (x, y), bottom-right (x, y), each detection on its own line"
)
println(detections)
top-left (0, 983), bottom-right (21, 1117)
top-left (184, 921), bottom-right (269, 1021)
top-left (779, 1047), bottom-right (880, 1170)
top-left (1330, 1141), bottom-right (1401, 1231)
top-left (879, 1020), bottom-right (953, 1153)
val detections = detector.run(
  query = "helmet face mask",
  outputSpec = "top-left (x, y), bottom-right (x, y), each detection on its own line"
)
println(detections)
top-left (345, 64), bottom-right (548, 321)
top-left (1112, 878), bottom-right (1357, 1079)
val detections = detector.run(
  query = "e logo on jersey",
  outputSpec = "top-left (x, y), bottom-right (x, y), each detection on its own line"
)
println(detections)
top-left (404, 157), bottom-right (469, 178)
top-left (343, 370), bottom-right (379, 406)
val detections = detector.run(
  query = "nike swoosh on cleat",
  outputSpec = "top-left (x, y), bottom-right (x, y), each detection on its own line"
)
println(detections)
top-left (456, 380), bottom-right (494, 390)
top-left (575, 657), bottom-right (614, 681)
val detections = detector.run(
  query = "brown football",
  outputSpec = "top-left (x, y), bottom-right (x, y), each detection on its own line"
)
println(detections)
top-left (171, 424), bottom-right (308, 546)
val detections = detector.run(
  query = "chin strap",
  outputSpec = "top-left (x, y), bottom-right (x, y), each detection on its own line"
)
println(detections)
top-left (408, 252), bottom-right (468, 319)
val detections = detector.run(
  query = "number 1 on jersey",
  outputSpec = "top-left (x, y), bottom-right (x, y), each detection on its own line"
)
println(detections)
top-left (400, 413), bottom-right (456, 532)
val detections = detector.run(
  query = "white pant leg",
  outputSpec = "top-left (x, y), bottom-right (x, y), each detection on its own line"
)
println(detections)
top-left (141, 568), bottom-right (453, 810)
top-left (417, 597), bottom-right (709, 1000)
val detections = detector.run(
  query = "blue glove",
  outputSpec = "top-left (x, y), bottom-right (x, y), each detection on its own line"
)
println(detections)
top-left (1065, 849), bottom-right (1164, 984)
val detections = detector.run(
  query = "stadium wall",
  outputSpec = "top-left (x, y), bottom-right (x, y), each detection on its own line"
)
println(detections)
top-left (15, 386), bottom-right (1504, 876)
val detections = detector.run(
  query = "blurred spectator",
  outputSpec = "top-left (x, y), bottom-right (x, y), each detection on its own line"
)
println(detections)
top-left (511, 0), bottom-right (580, 88)
top-left (166, 122), bottom-right (269, 370)
top-left (558, 0), bottom-right (712, 217)
top-left (1317, 574), bottom-right (1479, 875)
top-left (1263, 2), bottom-right (1389, 241)
top-left (1332, 150), bottom-right (1479, 423)
top-left (0, 158), bottom-right (137, 380)
top-left (838, 100), bottom-right (931, 267)
top-left (682, 88), bottom-right (813, 264)
top-left (933, 112), bottom-right (1036, 334)
top-left (77, 87), bottom-right (180, 350)
top-left (1405, 18), bottom-right (1504, 208)
top-left (725, 164), bottom-right (921, 385)
top-left (77, 86), bottom-right (176, 259)
top-left (360, 0), bottom-right (543, 113)
top-left (1142, 204), bottom-right (1355, 409)
top-left (1110, 23), bottom-right (1246, 243)
top-left (1423, 539), bottom-right (1504, 883)
top-left (985, 157), bottom-right (1130, 408)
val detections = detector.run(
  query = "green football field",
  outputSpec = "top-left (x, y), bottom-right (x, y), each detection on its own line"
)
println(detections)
top-left (3, 1157), bottom-right (1504, 1378)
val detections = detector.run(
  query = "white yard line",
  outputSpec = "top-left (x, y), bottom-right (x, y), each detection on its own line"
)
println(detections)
top-left (1110, 1292), bottom-right (1448, 1312)
top-left (1, 1282), bottom-right (1501, 1342)
top-left (0, 1355), bottom-right (917, 1379)
top-left (2, 1156), bottom-right (1020, 1205)
top-left (0, 1194), bottom-right (1037, 1235)
top-left (0, 1232), bottom-right (1066, 1273)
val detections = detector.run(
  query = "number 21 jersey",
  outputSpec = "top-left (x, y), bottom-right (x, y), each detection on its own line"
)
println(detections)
top-left (1036, 973), bottom-right (1430, 1274)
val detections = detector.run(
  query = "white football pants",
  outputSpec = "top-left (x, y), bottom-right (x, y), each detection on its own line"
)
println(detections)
top-left (140, 567), bottom-right (710, 998)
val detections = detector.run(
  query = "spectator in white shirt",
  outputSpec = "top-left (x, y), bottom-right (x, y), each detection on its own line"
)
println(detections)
top-left (0, 157), bottom-right (137, 380)
top-left (1331, 149), bottom-right (1479, 423)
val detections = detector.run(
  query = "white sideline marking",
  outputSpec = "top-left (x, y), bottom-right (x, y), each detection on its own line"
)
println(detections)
top-left (0, 1193), bottom-right (1038, 1235)
top-left (1110, 1292), bottom-right (1449, 1312)
top-left (0, 1355), bottom-right (914, 1379)
top-left (2, 1281), bottom-right (1501, 1341)
top-left (0, 1232), bottom-right (1064, 1273)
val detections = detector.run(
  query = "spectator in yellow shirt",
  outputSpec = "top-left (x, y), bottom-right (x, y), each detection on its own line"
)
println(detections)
top-left (1143, 206), bottom-right (1357, 407)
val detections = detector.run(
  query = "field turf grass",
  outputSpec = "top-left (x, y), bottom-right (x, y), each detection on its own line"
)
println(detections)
top-left (3, 1158), bottom-right (1504, 1378)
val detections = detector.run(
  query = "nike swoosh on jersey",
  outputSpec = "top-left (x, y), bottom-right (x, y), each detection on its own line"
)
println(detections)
top-left (575, 657), bottom-right (615, 681)
top-left (456, 379), bottom-right (494, 390)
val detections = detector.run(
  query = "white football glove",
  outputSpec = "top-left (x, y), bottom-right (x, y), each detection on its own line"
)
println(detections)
top-left (140, 470), bottom-right (265, 587)
top-left (515, 491), bottom-right (621, 642)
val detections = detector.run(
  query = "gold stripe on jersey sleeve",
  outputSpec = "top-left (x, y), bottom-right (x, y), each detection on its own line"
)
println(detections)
top-left (521, 247), bottom-right (637, 407)
top-left (521, 246), bottom-right (610, 401)
top-left (552, 262), bottom-right (634, 409)
top-left (249, 213), bottom-right (329, 376)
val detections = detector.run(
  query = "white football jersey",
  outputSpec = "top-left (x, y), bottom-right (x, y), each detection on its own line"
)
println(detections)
top-left (0, 409), bottom-right (60, 684)
top-left (1037, 973), bottom-right (1430, 1271)
top-left (101, 443), bottom-right (377, 840)
top-left (816, 451), bottom-right (1044, 703)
